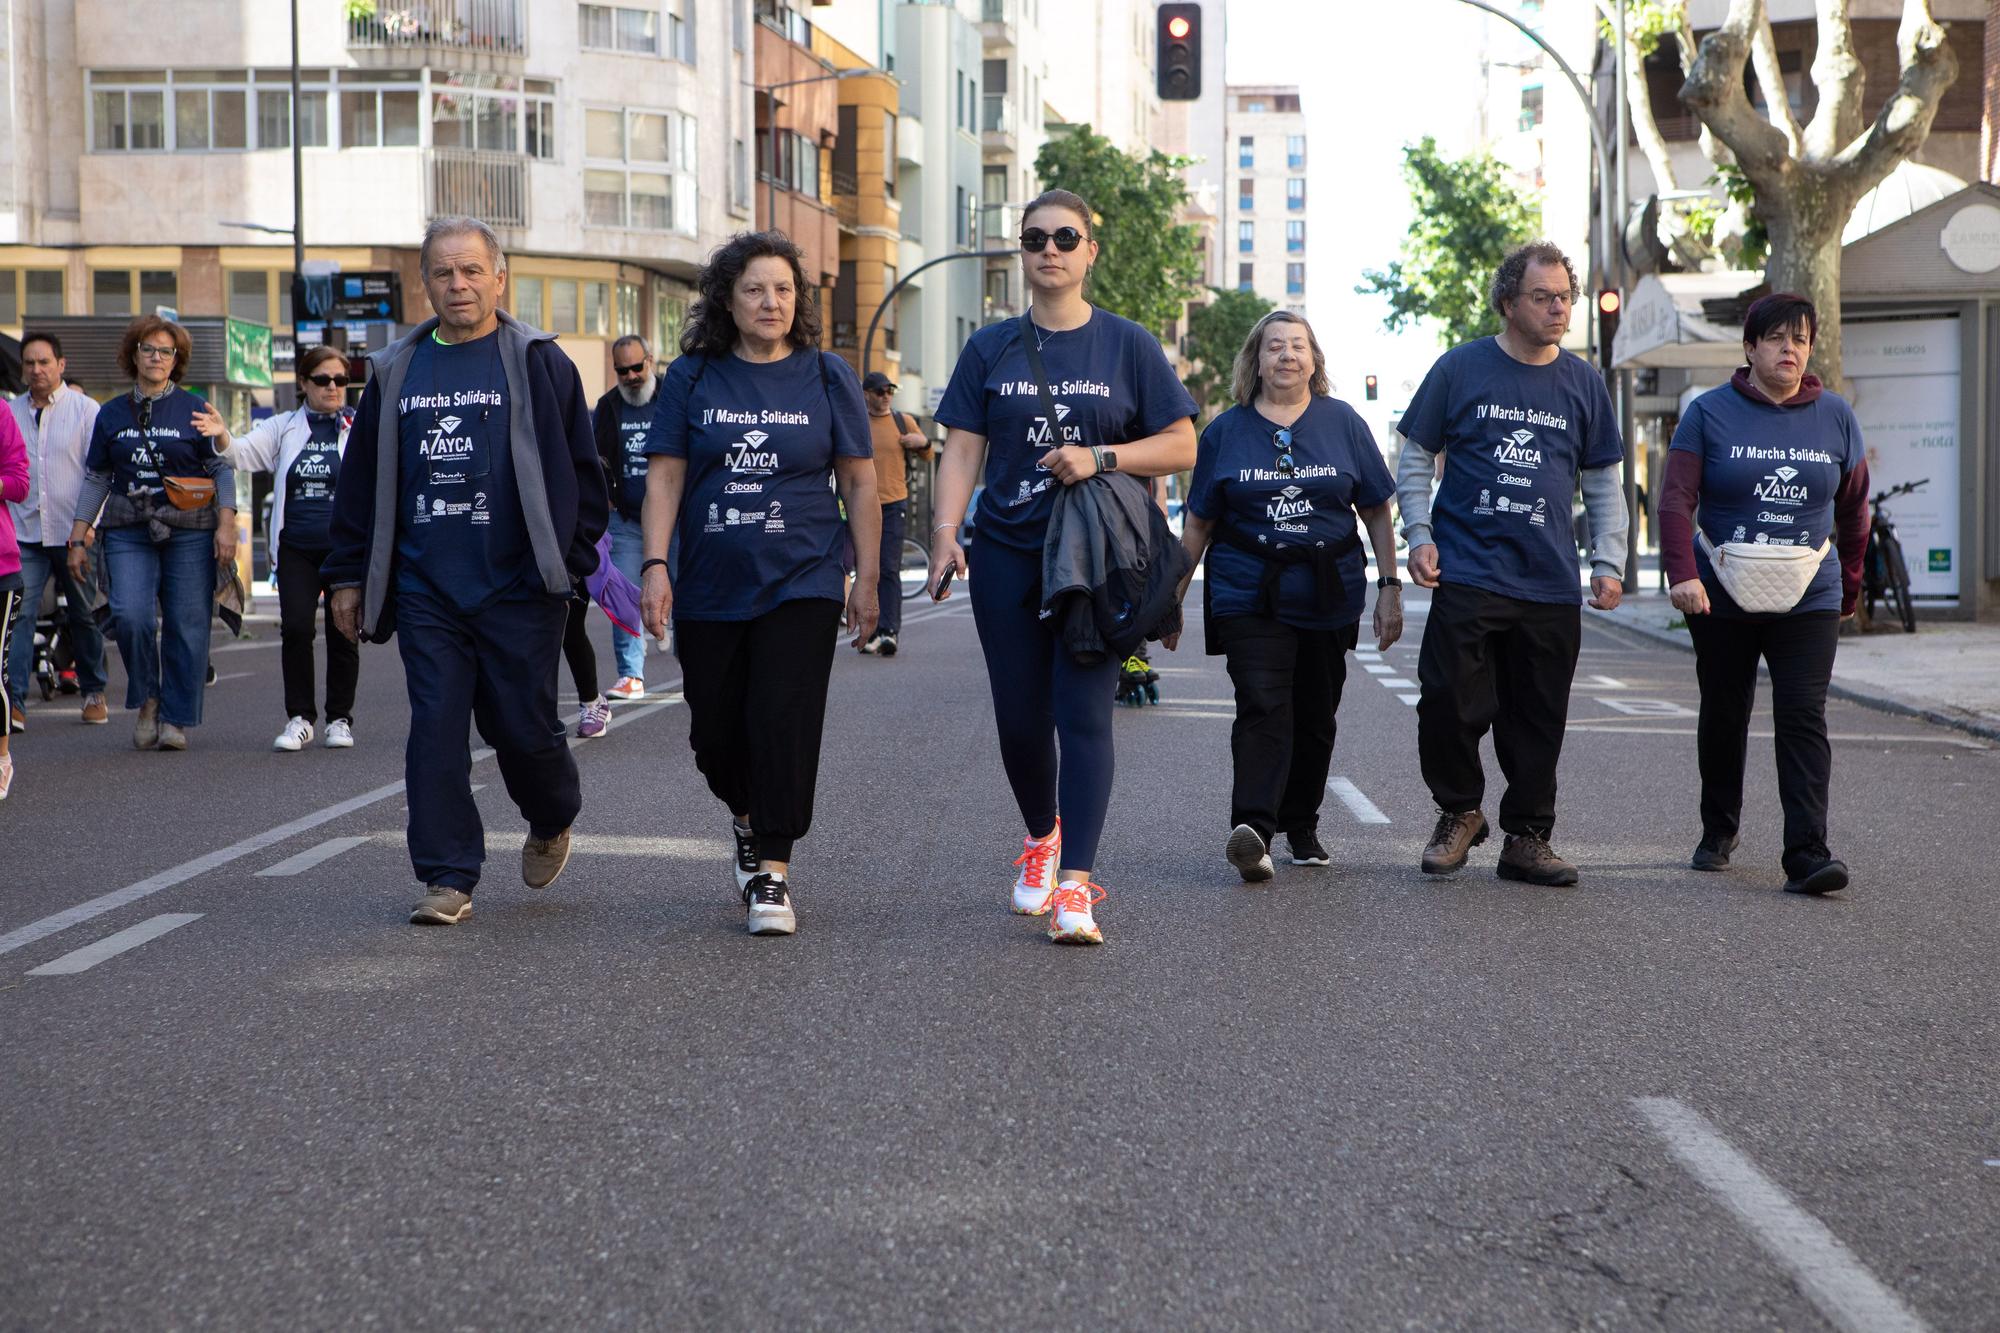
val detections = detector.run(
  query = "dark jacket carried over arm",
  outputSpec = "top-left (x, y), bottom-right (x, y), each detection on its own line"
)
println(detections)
top-left (323, 310), bottom-right (609, 641)
top-left (1041, 471), bottom-right (1191, 665)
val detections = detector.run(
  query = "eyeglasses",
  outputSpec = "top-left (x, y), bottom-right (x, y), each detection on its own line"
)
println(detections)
top-left (136, 343), bottom-right (177, 361)
top-left (614, 362), bottom-right (649, 377)
top-left (1272, 427), bottom-right (1296, 477)
top-left (867, 387), bottom-right (893, 395)
top-left (1020, 226), bottom-right (1084, 254)
top-left (1523, 289), bottom-right (1575, 310)
top-left (305, 373), bottom-right (351, 388)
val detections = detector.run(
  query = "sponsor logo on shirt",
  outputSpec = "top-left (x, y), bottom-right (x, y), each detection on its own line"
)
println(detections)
top-left (726, 429), bottom-right (780, 476)
top-left (1474, 488), bottom-right (1494, 515)
top-left (705, 502), bottom-right (724, 533)
top-left (722, 480), bottom-right (765, 495)
top-left (1492, 429), bottom-right (1543, 469)
top-left (413, 491), bottom-right (430, 524)
top-left (1495, 472), bottom-right (1534, 488)
top-left (1025, 401), bottom-right (1080, 451)
top-left (764, 500), bottom-right (785, 534)
top-left (1266, 485), bottom-right (1315, 524)
top-left (1751, 464), bottom-right (1809, 507)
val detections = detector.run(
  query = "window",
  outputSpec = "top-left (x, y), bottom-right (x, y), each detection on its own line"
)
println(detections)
top-left (587, 106), bottom-right (699, 233)
top-left (551, 279), bottom-right (579, 333)
top-left (91, 79), bottom-right (167, 152)
top-left (667, 0), bottom-right (697, 63)
top-left (338, 71), bottom-right (424, 148)
top-left (512, 275), bottom-right (544, 325)
top-left (228, 271), bottom-right (272, 323)
top-left (174, 81), bottom-right (248, 150)
top-left (956, 72), bottom-right (965, 131)
top-left (1287, 134), bottom-right (1305, 168)
top-left (833, 259), bottom-right (858, 347)
top-left (982, 165), bottom-right (1006, 239)
top-left (1238, 221), bottom-right (1253, 253)
top-left (732, 137), bottom-right (750, 210)
top-left (617, 282), bottom-right (642, 337)
top-left (883, 112), bottom-right (897, 198)
top-left (91, 269), bottom-right (178, 317)
top-left (1237, 135), bottom-right (1252, 168)
top-left (0, 269), bottom-right (65, 322)
top-left (1238, 177), bottom-right (1253, 211)
top-left (1287, 262), bottom-right (1305, 295)
top-left (957, 186), bottom-right (968, 246)
top-left (430, 72), bottom-right (556, 156)
top-left (1287, 178), bottom-right (1306, 211)
top-left (754, 0), bottom-right (813, 45)
top-left (1245, 100), bottom-right (1267, 114)
top-left (655, 290), bottom-right (689, 357)
top-left (1287, 220), bottom-right (1305, 253)
top-left (1520, 84), bottom-right (1544, 130)
top-left (255, 89), bottom-right (331, 149)
top-left (580, 4), bottom-right (660, 55)
top-left (1237, 262), bottom-right (1253, 292)
top-left (985, 268), bottom-right (1010, 313)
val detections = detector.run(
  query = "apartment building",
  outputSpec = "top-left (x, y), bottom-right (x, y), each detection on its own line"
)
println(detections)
top-left (754, 0), bottom-right (841, 308)
top-left (1223, 84), bottom-right (1308, 315)
top-left (811, 26), bottom-right (904, 385)
top-left (0, 0), bottom-right (750, 404)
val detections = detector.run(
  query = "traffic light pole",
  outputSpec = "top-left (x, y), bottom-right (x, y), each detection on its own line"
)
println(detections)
top-left (859, 248), bottom-right (1017, 385)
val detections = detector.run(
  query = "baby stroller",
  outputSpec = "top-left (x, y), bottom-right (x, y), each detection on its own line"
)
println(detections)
top-left (32, 576), bottom-right (80, 701)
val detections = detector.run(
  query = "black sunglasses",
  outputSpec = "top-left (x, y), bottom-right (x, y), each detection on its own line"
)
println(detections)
top-left (1272, 427), bottom-right (1296, 477)
top-left (1020, 226), bottom-right (1084, 254)
top-left (305, 373), bottom-right (351, 388)
top-left (614, 362), bottom-right (649, 376)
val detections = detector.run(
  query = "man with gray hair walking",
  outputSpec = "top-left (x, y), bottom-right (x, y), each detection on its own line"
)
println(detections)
top-left (326, 216), bottom-right (608, 924)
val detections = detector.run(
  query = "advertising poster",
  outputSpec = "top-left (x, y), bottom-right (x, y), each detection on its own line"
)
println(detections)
top-left (1843, 317), bottom-right (1960, 603)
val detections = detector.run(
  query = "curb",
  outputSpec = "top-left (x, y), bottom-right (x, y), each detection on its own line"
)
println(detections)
top-left (1587, 609), bottom-right (2000, 745)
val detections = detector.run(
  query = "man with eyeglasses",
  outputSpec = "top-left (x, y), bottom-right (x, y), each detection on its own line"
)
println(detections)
top-left (592, 334), bottom-right (663, 696)
top-left (5, 332), bottom-right (109, 729)
top-left (1394, 241), bottom-right (1629, 887)
top-left (857, 370), bottom-right (929, 656)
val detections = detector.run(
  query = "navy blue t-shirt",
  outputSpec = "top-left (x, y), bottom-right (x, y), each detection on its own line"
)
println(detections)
top-left (86, 388), bottom-right (218, 500)
top-left (1398, 338), bottom-right (1622, 604)
top-left (1189, 397), bottom-right (1396, 630)
top-left (1671, 382), bottom-right (1864, 618)
top-left (613, 394), bottom-right (653, 517)
top-left (646, 348), bottom-right (871, 622)
top-left (393, 331), bottom-right (533, 613)
top-left (281, 411), bottom-right (344, 551)
top-left (933, 310), bottom-right (1196, 551)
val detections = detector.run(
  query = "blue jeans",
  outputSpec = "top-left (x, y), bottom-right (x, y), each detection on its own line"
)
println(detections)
top-left (104, 525), bottom-right (215, 726)
top-left (607, 511), bottom-right (646, 681)
top-left (6, 542), bottom-right (110, 701)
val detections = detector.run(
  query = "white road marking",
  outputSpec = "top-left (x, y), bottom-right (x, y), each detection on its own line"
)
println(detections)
top-left (209, 671), bottom-right (254, 683)
top-left (1563, 722), bottom-right (1984, 747)
top-left (1399, 693), bottom-right (1422, 706)
top-left (1633, 1097), bottom-right (1930, 1333)
top-left (1364, 664), bottom-right (1396, 675)
top-left (1376, 677), bottom-right (1416, 689)
top-left (1600, 698), bottom-right (1699, 719)
top-left (27, 914), bottom-right (204, 976)
top-left (1327, 777), bottom-right (1390, 824)
top-left (1354, 651), bottom-right (1382, 662)
top-left (1582, 674), bottom-right (1628, 689)
top-left (256, 836), bottom-right (372, 878)
top-left (1147, 709), bottom-right (1237, 719)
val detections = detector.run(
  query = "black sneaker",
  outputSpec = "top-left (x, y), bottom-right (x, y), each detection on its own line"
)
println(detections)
top-left (731, 818), bottom-right (757, 894)
top-left (876, 632), bottom-right (898, 657)
top-left (1691, 834), bottom-right (1739, 872)
top-left (1783, 857), bottom-right (1851, 896)
top-left (743, 873), bottom-right (797, 935)
top-left (1286, 829), bottom-right (1331, 866)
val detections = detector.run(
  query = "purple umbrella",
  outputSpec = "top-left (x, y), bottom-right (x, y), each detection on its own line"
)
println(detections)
top-left (585, 531), bottom-right (644, 637)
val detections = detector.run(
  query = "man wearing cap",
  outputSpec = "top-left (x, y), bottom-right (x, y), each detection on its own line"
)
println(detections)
top-left (859, 370), bottom-right (930, 656)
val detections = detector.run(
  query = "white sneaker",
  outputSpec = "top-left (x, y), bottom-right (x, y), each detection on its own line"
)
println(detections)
top-left (1011, 821), bottom-right (1061, 915)
top-left (1226, 824), bottom-right (1275, 883)
top-left (606, 676), bottom-right (646, 701)
top-left (157, 721), bottom-right (189, 751)
top-left (273, 716), bottom-right (314, 752)
top-left (1047, 879), bottom-right (1105, 945)
top-left (0, 754), bottom-right (14, 801)
top-left (744, 873), bottom-right (797, 936)
top-left (323, 718), bottom-right (354, 749)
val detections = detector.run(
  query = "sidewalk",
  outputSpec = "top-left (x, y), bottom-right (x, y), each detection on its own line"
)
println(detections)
top-left (1590, 591), bottom-right (2000, 741)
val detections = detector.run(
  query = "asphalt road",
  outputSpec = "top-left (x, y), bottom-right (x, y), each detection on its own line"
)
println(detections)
top-left (3, 583), bottom-right (1996, 1331)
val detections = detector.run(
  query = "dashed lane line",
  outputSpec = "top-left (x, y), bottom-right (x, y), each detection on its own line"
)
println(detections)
top-left (1327, 778), bottom-right (1391, 825)
top-left (1398, 693), bottom-right (1422, 706)
top-left (255, 837), bottom-right (373, 878)
top-left (1634, 1097), bottom-right (1930, 1333)
top-left (25, 914), bottom-right (205, 977)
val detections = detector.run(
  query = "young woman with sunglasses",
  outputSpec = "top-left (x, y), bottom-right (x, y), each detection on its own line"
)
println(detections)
top-left (197, 345), bottom-right (360, 752)
top-left (1171, 312), bottom-right (1400, 882)
top-left (929, 188), bottom-right (1197, 945)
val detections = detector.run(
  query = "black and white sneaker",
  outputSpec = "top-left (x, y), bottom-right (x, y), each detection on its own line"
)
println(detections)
top-left (1287, 829), bottom-right (1331, 866)
top-left (731, 818), bottom-right (758, 894)
top-left (743, 873), bottom-right (797, 935)
top-left (1226, 823), bottom-right (1275, 883)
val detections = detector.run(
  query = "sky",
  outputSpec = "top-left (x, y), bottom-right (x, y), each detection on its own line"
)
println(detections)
top-left (1223, 0), bottom-right (1501, 420)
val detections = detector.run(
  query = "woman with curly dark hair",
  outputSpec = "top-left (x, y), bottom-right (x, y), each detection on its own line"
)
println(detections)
top-left (69, 315), bottom-right (238, 751)
top-left (639, 231), bottom-right (879, 936)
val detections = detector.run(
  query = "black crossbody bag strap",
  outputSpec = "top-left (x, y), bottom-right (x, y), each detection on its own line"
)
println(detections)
top-left (1018, 312), bottom-right (1065, 448)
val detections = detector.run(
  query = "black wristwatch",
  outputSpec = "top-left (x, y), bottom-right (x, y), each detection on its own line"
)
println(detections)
top-left (1377, 576), bottom-right (1402, 588)
top-left (1100, 449), bottom-right (1117, 473)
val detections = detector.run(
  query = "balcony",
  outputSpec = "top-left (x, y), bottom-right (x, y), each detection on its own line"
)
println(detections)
top-left (347, 0), bottom-right (526, 71)
top-left (981, 94), bottom-right (1015, 156)
top-left (980, 0), bottom-right (1017, 52)
top-left (428, 148), bottom-right (528, 228)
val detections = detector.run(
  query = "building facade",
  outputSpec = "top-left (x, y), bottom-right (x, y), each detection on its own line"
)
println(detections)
top-left (1222, 84), bottom-right (1308, 315)
top-left (754, 0), bottom-right (842, 312)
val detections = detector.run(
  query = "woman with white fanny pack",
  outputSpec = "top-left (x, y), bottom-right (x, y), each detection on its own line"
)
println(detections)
top-left (1660, 293), bottom-right (1870, 896)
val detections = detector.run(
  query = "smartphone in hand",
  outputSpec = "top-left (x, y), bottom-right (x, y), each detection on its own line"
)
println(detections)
top-left (932, 566), bottom-right (956, 601)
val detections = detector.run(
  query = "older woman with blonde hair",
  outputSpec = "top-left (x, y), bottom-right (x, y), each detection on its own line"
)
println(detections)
top-left (1174, 311), bottom-right (1401, 882)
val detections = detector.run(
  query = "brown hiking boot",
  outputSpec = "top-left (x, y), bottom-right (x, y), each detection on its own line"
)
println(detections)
top-left (1421, 809), bottom-right (1489, 874)
top-left (522, 827), bottom-right (573, 889)
top-left (1497, 833), bottom-right (1579, 886)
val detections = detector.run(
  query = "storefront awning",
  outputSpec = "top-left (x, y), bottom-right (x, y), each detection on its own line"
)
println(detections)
top-left (1611, 271), bottom-right (1762, 370)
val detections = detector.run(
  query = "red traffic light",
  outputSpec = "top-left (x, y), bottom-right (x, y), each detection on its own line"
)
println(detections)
top-left (1167, 15), bottom-right (1191, 38)
top-left (1597, 289), bottom-right (1622, 315)
top-left (1156, 4), bottom-right (1201, 101)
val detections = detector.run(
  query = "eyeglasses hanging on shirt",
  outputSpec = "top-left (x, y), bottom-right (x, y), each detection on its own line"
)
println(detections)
top-left (1271, 426), bottom-right (1296, 478)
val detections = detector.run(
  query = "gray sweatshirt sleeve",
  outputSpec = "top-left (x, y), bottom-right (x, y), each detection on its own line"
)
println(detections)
top-left (73, 471), bottom-right (112, 530)
top-left (1394, 436), bottom-right (1440, 547)
top-left (1580, 463), bottom-right (1629, 580)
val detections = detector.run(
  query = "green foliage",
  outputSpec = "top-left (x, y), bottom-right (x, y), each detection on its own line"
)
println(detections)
top-left (1184, 287), bottom-right (1274, 419)
top-left (1357, 138), bottom-right (1541, 347)
top-left (1034, 127), bottom-right (1205, 335)
top-left (1709, 164), bottom-right (1770, 269)
top-left (345, 0), bottom-right (378, 19)
top-left (1596, 0), bottom-right (1684, 60)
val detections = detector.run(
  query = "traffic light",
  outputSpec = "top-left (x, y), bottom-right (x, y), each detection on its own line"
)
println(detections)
top-left (1596, 289), bottom-right (1621, 367)
top-left (1157, 4), bottom-right (1202, 101)
top-left (1364, 374), bottom-right (1379, 402)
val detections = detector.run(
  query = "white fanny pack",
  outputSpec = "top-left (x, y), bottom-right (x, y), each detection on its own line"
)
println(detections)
top-left (1698, 532), bottom-right (1831, 613)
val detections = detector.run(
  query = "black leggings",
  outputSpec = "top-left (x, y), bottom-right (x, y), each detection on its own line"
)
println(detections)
top-left (276, 543), bottom-right (358, 724)
top-left (675, 597), bottom-right (842, 863)
top-left (967, 538), bottom-right (1119, 871)
top-left (562, 584), bottom-right (599, 702)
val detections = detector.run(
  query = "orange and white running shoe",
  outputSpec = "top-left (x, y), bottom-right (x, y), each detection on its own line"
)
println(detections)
top-left (1046, 879), bottom-right (1105, 945)
top-left (1011, 821), bottom-right (1061, 915)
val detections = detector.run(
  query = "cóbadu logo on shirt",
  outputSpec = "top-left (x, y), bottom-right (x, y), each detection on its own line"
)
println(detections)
top-left (1492, 428), bottom-right (1543, 469)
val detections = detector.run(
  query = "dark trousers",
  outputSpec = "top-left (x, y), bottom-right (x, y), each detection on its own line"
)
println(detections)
top-left (561, 584), bottom-right (599, 702)
top-left (1416, 581), bottom-right (1581, 838)
top-left (395, 583), bottom-right (580, 892)
top-left (676, 597), bottom-right (841, 863)
top-left (877, 499), bottom-right (907, 636)
top-left (968, 537), bottom-right (1120, 870)
top-left (275, 543), bottom-right (358, 724)
top-left (1686, 611), bottom-right (1839, 876)
top-left (1215, 615), bottom-right (1359, 844)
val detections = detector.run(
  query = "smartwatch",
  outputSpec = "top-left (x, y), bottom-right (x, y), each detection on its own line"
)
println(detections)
top-left (1100, 450), bottom-right (1117, 473)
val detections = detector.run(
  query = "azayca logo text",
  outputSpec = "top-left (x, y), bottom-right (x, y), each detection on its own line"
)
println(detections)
top-left (726, 429), bottom-right (780, 477)
top-left (1266, 485), bottom-right (1315, 534)
top-left (421, 414), bottom-right (477, 485)
top-left (1491, 428), bottom-right (1543, 469)
top-left (1752, 464), bottom-right (1810, 507)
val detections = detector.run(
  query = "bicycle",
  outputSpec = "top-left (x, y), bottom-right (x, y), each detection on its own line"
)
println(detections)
top-left (1863, 477), bottom-right (1925, 634)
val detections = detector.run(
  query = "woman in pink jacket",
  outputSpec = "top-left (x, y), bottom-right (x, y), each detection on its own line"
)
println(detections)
top-left (0, 405), bottom-right (31, 798)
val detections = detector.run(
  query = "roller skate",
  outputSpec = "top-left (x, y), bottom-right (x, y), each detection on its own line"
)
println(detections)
top-left (1115, 653), bottom-right (1160, 706)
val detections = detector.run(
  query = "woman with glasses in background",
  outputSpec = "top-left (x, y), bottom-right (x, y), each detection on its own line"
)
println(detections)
top-left (197, 345), bottom-right (360, 752)
top-left (69, 315), bottom-right (238, 751)
top-left (1174, 311), bottom-right (1401, 883)
top-left (928, 187), bottom-right (1197, 946)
